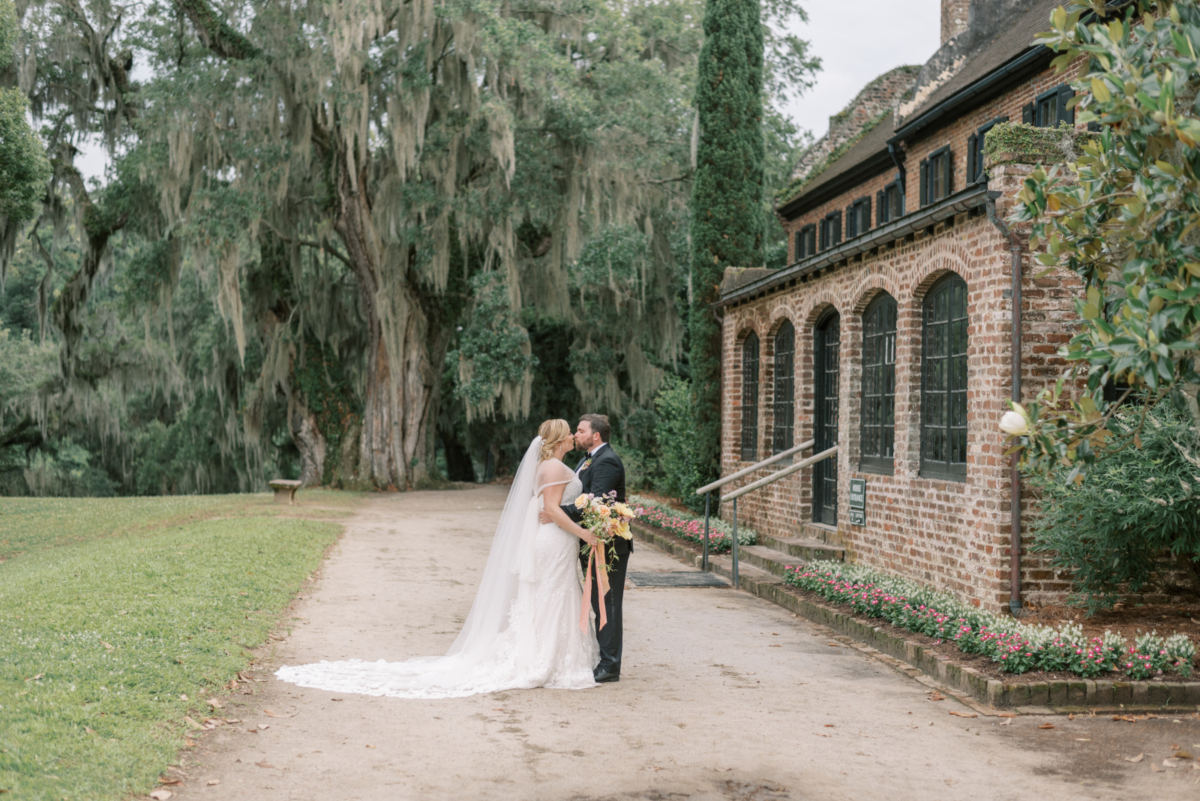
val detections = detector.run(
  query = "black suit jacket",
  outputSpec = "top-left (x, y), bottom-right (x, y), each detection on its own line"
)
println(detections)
top-left (563, 443), bottom-right (632, 554)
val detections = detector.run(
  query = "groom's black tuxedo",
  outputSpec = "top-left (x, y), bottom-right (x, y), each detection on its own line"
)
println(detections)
top-left (562, 442), bottom-right (630, 677)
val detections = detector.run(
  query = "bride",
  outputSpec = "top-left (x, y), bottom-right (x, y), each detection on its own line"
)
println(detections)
top-left (275, 419), bottom-right (601, 698)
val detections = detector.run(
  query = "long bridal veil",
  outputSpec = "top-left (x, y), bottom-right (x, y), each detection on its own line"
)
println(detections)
top-left (275, 437), bottom-right (556, 699)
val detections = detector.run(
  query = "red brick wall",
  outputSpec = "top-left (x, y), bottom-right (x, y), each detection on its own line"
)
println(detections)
top-left (782, 59), bottom-right (1087, 264)
top-left (721, 207), bottom-right (1081, 611)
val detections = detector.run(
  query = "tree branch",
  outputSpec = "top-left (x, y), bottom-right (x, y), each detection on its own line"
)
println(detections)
top-left (173, 0), bottom-right (262, 61)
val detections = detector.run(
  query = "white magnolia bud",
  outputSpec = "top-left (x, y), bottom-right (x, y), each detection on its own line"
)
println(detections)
top-left (999, 410), bottom-right (1029, 436)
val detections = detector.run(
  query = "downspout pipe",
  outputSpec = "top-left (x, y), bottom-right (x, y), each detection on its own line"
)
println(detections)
top-left (985, 190), bottom-right (1024, 617)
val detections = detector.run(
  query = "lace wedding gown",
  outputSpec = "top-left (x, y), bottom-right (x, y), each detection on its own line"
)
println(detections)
top-left (275, 444), bottom-right (599, 699)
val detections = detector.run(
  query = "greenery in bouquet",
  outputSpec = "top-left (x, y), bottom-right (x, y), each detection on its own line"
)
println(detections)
top-left (573, 492), bottom-right (637, 569)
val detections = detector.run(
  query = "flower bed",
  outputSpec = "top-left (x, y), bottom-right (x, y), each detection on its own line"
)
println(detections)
top-left (629, 495), bottom-right (756, 554)
top-left (784, 561), bottom-right (1197, 679)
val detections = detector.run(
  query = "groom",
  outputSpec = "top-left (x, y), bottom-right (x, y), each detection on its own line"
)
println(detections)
top-left (542, 413), bottom-right (629, 683)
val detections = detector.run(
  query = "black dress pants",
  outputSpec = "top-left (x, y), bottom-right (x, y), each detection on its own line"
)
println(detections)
top-left (581, 544), bottom-right (630, 674)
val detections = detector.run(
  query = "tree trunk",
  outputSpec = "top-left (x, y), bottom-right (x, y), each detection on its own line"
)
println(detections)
top-left (332, 159), bottom-right (437, 490)
top-left (287, 387), bottom-right (327, 486)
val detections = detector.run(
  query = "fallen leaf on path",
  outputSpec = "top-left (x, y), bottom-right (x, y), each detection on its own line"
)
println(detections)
top-left (207, 780), bottom-right (220, 786)
top-left (179, 694), bottom-right (188, 702)
top-left (769, 644), bottom-right (781, 648)
top-left (365, 744), bottom-right (376, 749)
top-left (184, 738), bottom-right (195, 748)
top-left (927, 692), bottom-right (945, 702)
top-left (715, 768), bottom-right (733, 772)
top-left (207, 699), bottom-right (223, 710)
top-left (997, 712), bottom-right (1017, 718)
top-left (949, 711), bottom-right (977, 719)
top-left (813, 734), bottom-right (830, 738)
top-left (101, 641), bottom-right (114, 651)
top-left (331, 698), bottom-right (343, 702)
top-left (149, 791), bottom-right (172, 801)
top-left (257, 723), bottom-right (270, 730)
top-left (1075, 738), bottom-right (1091, 742)
top-left (225, 718), bottom-right (239, 724)
top-left (1068, 713), bottom-right (1074, 720)
top-left (1125, 754), bottom-right (1144, 763)
top-left (255, 762), bottom-right (277, 769)
top-left (183, 716), bottom-right (203, 730)
top-left (1172, 743), bottom-right (1180, 750)
top-left (1174, 750), bottom-right (1194, 759)
top-left (824, 724), bottom-right (835, 728)
top-left (826, 643), bottom-right (842, 648)
top-left (999, 719), bottom-right (1011, 726)
top-left (1038, 723), bottom-right (1055, 730)
top-left (262, 709), bottom-right (292, 718)
top-left (1150, 762), bottom-right (1164, 773)
top-left (1163, 758), bottom-right (1182, 768)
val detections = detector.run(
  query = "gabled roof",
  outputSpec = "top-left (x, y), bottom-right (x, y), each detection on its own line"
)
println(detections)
top-left (894, 0), bottom-right (1063, 134)
top-left (776, 112), bottom-right (895, 220)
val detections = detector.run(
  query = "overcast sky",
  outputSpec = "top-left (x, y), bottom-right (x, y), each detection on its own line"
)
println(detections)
top-left (780, 0), bottom-right (943, 139)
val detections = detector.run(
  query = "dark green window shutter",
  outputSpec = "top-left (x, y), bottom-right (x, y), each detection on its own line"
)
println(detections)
top-left (919, 159), bottom-right (928, 206)
top-left (945, 148), bottom-right (953, 195)
top-left (877, 191), bottom-right (886, 223)
top-left (1022, 102), bottom-right (1034, 124)
top-left (846, 204), bottom-right (855, 238)
top-left (833, 211), bottom-right (842, 245)
top-left (966, 134), bottom-right (977, 183)
top-left (1057, 84), bottom-right (1075, 125)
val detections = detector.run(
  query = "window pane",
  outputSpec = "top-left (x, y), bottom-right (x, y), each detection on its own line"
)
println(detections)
top-left (741, 334), bottom-right (759, 460)
top-left (772, 322), bottom-right (795, 454)
top-left (860, 295), bottom-right (896, 470)
top-left (921, 275), bottom-right (969, 478)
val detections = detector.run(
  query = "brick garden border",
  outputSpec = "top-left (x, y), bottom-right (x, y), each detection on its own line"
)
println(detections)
top-left (631, 520), bottom-right (1200, 713)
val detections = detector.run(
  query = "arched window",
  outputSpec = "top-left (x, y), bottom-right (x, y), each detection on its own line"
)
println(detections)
top-left (860, 294), bottom-right (897, 474)
top-left (740, 333), bottom-right (760, 461)
top-left (772, 321), bottom-right (795, 454)
top-left (921, 274), bottom-right (969, 480)
top-left (814, 312), bottom-right (840, 525)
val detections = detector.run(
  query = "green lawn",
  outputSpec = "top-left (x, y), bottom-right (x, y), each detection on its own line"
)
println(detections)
top-left (0, 492), bottom-right (360, 800)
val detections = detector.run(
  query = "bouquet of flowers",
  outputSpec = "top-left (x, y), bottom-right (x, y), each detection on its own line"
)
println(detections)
top-left (573, 491), bottom-right (638, 567)
top-left (572, 492), bottom-right (640, 632)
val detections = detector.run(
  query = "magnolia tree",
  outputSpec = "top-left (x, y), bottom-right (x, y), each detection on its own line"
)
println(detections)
top-left (1005, 0), bottom-right (1200, 476)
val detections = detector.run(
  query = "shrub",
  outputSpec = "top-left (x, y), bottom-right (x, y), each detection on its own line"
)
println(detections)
top-left (653, 377), bottom-right (707, 512)
top-left (1027, 396), bottom-right (1200, 614)
top-left (783, 560), bottom-right (1197, 679)
top-left (630, 495), bottom-right (755, 553)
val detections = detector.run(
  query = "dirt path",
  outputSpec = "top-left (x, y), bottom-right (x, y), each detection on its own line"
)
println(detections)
top-left (167, 487), bottom-right (1200, 801)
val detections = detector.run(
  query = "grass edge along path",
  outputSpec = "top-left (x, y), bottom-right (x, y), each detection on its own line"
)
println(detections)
top-left (0, 494), bottom-right (354, 800)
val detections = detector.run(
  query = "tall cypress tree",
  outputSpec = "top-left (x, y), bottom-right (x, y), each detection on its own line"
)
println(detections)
top-left (690, 0), bottom-right (765, 485)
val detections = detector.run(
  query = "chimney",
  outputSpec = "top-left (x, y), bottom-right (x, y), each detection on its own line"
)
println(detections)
top-left (941, 0), bottom-right (971, 44)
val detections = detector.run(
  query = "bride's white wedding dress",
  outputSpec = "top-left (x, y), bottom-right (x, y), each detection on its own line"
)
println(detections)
top-left (275, 439), bottom-right (599, 699)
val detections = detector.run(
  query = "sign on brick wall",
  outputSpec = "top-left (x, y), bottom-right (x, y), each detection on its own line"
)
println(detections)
top-left (848, 478), bottom-right (866, 526)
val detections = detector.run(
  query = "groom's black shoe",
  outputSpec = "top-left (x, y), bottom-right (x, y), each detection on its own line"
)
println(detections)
top-left (593, 667), bottom-right (620, 683)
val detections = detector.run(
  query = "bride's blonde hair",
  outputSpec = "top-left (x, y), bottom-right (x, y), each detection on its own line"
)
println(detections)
top-left (538, 419), bottom-right (572, 462)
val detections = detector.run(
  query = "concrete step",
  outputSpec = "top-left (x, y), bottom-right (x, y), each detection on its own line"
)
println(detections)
top-left (797, 521), bottom-right (843, 546)
top-left (736, 545), bottom-right (807, 578)
top-left (757, 534), bottom-right (845, 563)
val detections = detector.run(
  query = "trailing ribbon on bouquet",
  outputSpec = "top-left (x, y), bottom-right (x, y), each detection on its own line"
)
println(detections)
top-left (579, 541), bottom-right (609, 632)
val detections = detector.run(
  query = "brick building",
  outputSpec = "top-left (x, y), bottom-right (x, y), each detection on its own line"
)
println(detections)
top-left (714, 0), bottom-right (1088, 611)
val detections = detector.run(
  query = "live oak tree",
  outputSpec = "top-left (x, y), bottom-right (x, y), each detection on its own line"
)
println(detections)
top-left (5, 0), bottom-right (814, 495)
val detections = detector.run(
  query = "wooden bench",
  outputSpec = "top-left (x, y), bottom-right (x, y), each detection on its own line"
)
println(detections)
top-left (269, 479), bottom-right (303, 505)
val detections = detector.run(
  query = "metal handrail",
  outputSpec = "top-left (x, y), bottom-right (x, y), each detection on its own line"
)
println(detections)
top-left (695, 439), bottom-right (815, 495)
top-left (706, 445), bottom-right (839, 587)
top-left (721, 446), bottom-right (838, 502)
top-left (693, 439), bottom-right (814, 573)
